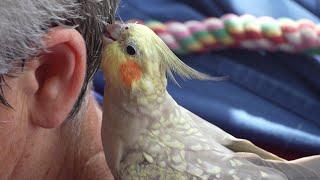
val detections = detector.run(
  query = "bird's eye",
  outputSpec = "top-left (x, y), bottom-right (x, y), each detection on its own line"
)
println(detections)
top-left (126, 45), bottom-right (136, 55)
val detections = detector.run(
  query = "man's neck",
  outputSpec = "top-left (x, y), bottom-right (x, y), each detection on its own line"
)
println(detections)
top-left (7, 124), bottom-right (73, 179)
top-left (7, 95), bottom-right (110, 180)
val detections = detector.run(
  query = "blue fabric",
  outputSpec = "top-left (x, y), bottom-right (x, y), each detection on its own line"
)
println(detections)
top-left (94, 0), bottom-right (320, 157)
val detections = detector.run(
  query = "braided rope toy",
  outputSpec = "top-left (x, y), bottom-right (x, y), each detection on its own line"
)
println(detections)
top-left (128, 14), bottom-right (320, 56)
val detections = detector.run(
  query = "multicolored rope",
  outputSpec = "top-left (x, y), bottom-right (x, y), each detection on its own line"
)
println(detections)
top-left (128, 14), bottom-right (320, 56)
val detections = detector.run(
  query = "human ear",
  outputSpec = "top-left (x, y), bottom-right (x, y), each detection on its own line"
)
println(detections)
top-left (29, 27), bottom-right (86, 128)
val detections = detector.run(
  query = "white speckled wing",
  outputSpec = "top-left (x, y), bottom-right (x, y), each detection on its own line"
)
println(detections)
top-left (184, 107), bottom-right (285, 161)
top-left (118, 104), bottom-right (290, 180)
top-left (107, 91), bottom-right (320, 180)
top-left (183, 107), bottom-right (320, 179)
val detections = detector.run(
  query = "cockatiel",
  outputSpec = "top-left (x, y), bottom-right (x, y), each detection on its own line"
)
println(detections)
top-left (100, 23), bottom-right (320, 180)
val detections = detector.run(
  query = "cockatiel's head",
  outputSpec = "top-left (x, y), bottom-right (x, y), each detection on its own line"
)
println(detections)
top-left (101, 23), bottom-right (216, 94)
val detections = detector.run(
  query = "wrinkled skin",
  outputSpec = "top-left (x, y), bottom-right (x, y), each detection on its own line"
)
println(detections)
top-left (0, 27), bottom-right (114, 180)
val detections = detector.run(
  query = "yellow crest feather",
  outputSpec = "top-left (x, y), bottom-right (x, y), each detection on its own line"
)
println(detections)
top-left (148, 30), bottom-right (225, 82)
top-left (134, 24), bottom-right (221, 81)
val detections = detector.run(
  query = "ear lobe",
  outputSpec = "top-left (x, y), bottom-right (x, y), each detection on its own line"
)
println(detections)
top-left (30, 27), bottom-right (86, 128)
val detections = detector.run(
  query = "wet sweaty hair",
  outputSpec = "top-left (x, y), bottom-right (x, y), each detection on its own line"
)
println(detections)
top-left (0, 0), bottom-right (118, 119)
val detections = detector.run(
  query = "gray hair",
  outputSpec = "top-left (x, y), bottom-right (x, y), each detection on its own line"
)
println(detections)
top-left (0, 0), bottom-right (118, 118)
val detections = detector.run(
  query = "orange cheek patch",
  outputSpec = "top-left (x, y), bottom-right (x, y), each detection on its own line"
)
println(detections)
top-left (119, 60), bottom-right (142, 87)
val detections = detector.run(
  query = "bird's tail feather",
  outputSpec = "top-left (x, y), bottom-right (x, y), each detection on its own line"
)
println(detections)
top-left (265, 155), bottom-right (320, 179)
top-left (237, 152), bottom-right (320, 179)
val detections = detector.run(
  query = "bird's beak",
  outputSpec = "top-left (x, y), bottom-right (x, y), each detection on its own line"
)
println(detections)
top-left (103, 23), bottom-right (122, 46)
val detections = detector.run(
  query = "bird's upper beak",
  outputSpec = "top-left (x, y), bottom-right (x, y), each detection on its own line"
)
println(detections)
top-left (103, 23), bottom-right (122, 46)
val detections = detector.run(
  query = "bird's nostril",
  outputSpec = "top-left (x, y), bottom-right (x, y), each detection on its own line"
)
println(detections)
top-left (104, 30), bottom-right (116, 41)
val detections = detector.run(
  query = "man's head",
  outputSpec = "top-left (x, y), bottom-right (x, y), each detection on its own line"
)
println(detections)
top-left (0, 0), bottom-right (118, 119)
top-left (0, 0), bottom-right (118, 177)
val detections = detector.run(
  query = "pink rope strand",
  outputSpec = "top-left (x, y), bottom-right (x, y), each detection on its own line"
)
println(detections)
top-left (128, 14), bottom-right (320, 56)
